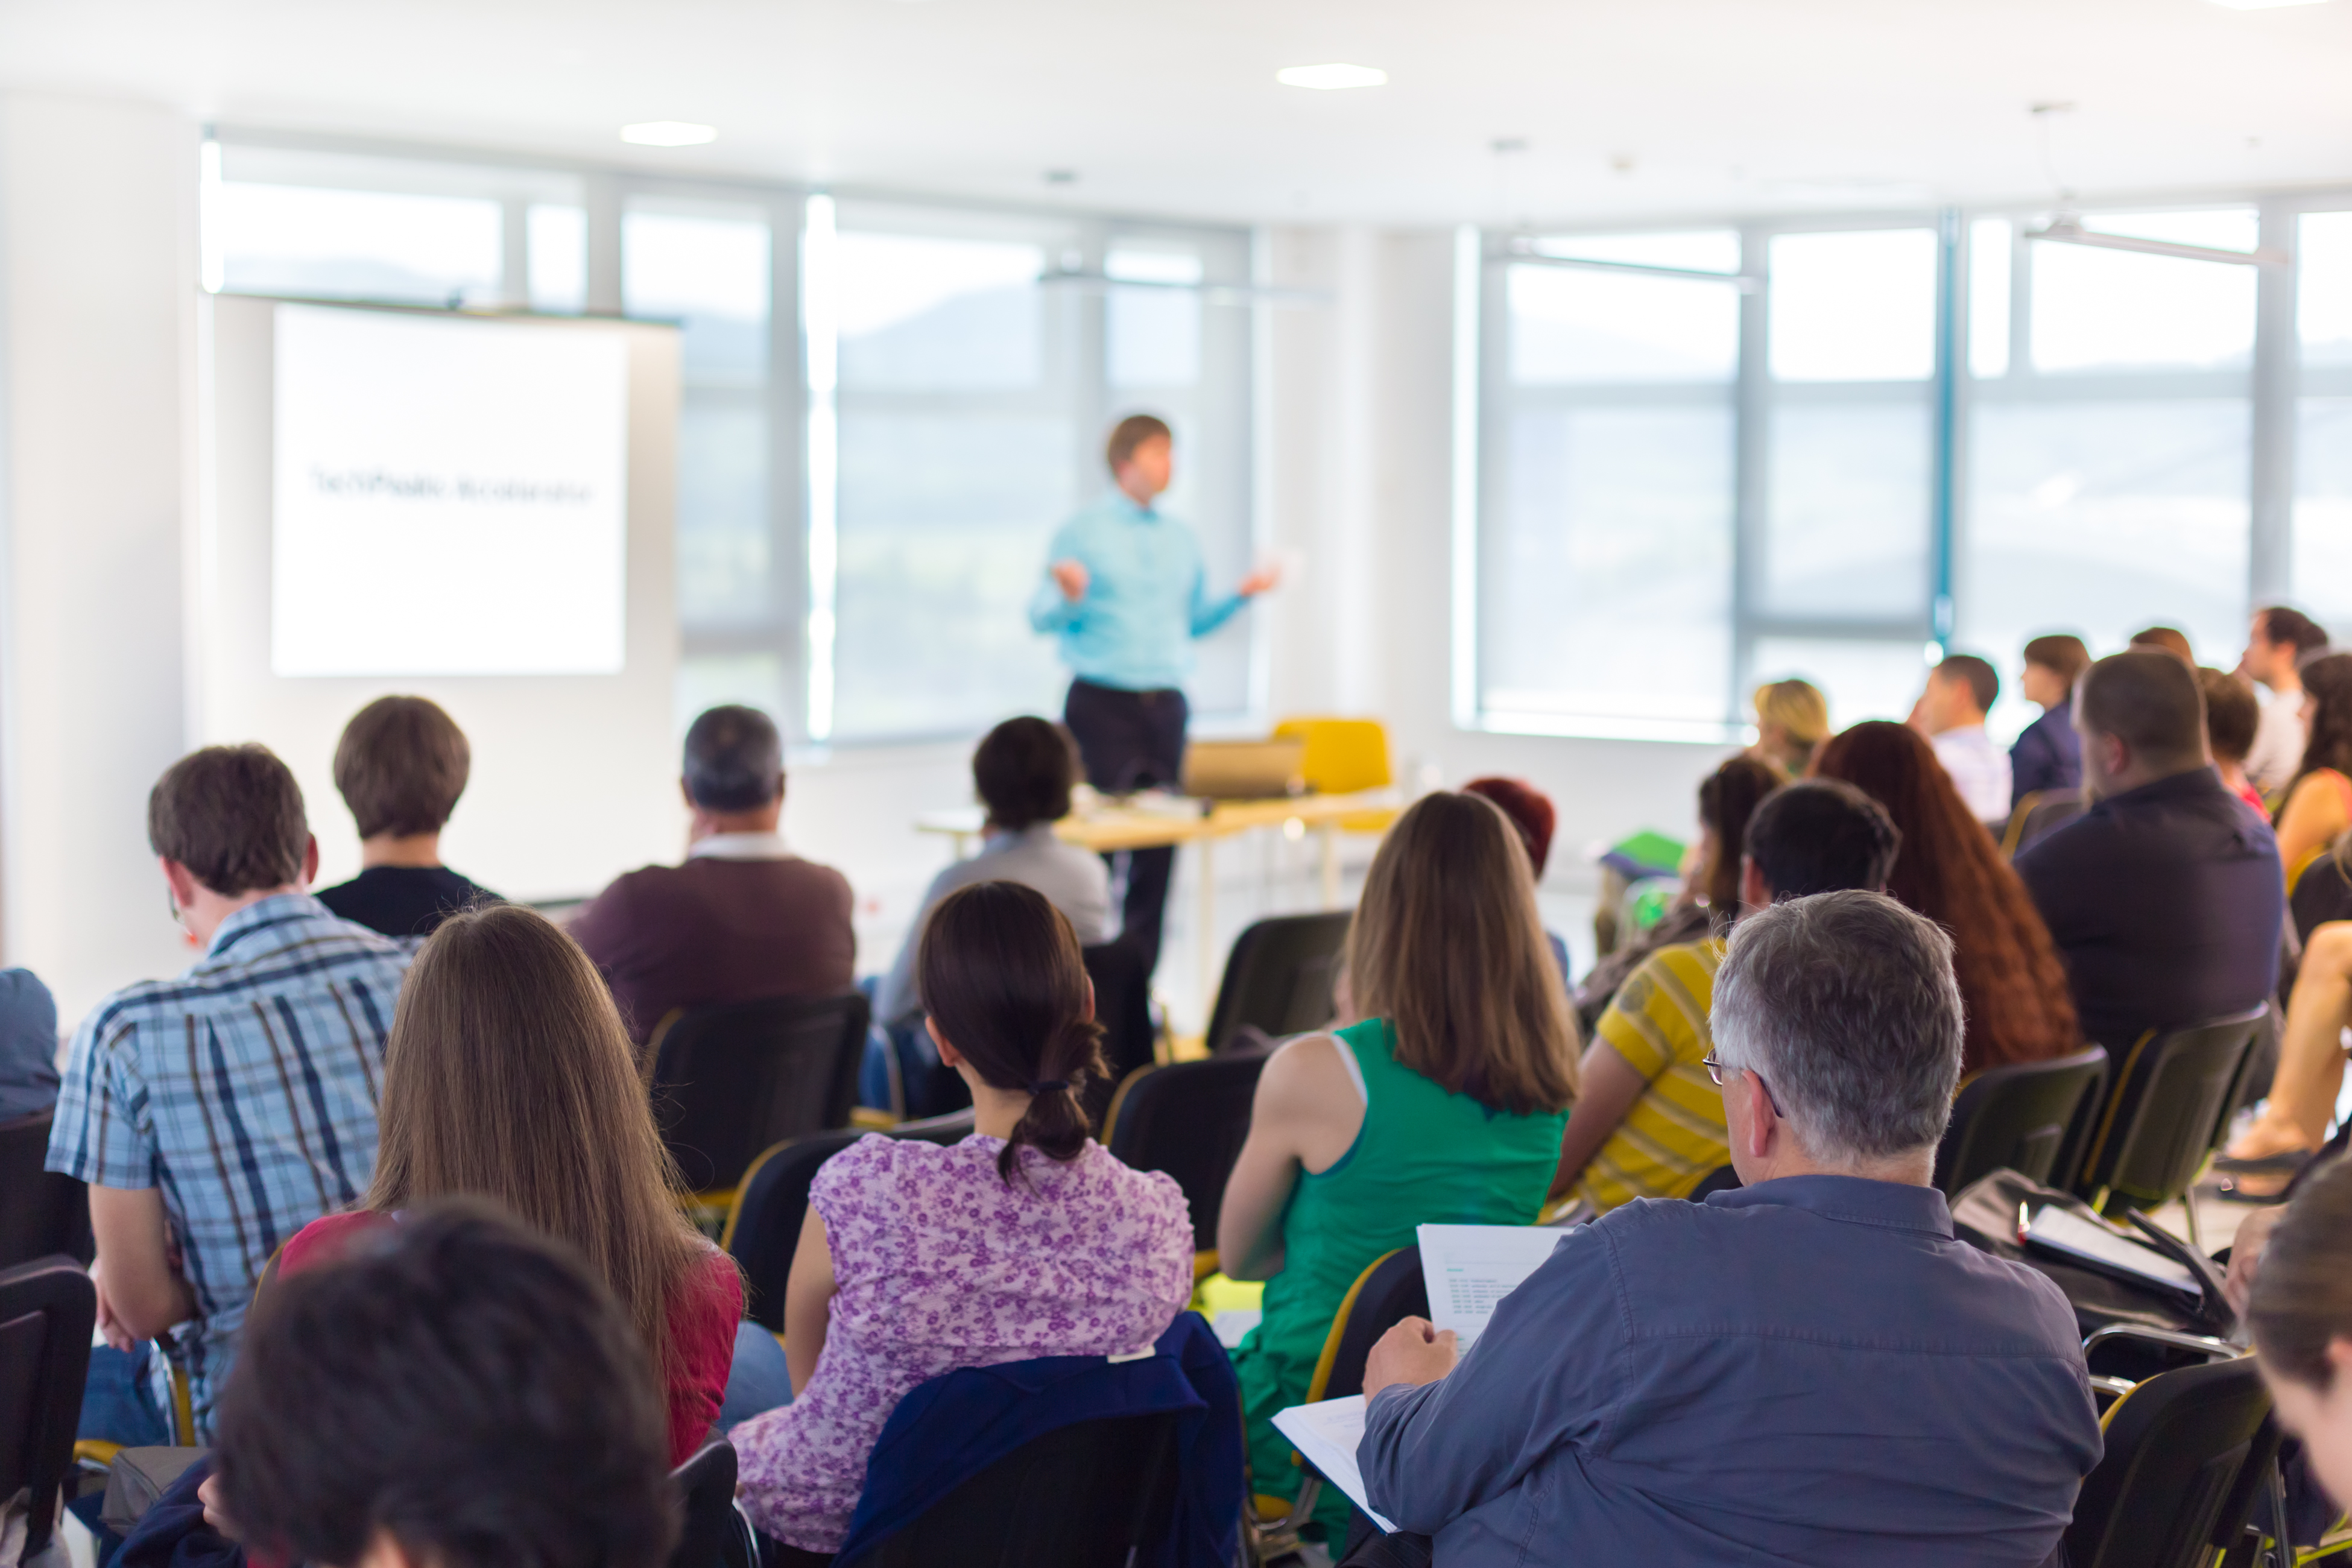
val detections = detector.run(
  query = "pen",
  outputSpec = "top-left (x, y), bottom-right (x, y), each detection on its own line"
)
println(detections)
top-left (2017, 1201), bottom-right (2031, 1246)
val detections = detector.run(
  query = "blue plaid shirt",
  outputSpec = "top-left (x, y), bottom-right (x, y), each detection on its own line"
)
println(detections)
top-left (46, 893), bottom-right (409, 1434)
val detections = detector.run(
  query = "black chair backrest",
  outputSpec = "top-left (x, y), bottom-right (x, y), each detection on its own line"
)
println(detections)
top-left (725, 1113), bottom-right (978, 1332)
top-left (650, 991), bottom-right (871, 1192)
top-left (2012, 789), bottom-right (2087, 859)
top-left (2073, 1008), bottom-right (2267, 1212)
top-left (1203, 912), bottom-right (1351, 1055)
top-left (2064, 1356), bottom-right (2275, 1568)
top-left (841, 1410), bottom-right (1184, 1568)
top-left (1933, 1046), bottom-right (2110, 1197)
top-left (1080, 941), bottom-right (1156, 1131)
top-left (1686, 1164), bottom-right (1743, 1201)
top-left (0, 1256), bottom-right (98, 1557)
top-left (671, 1440), bottom-right (756, 1568)
top-left (1103, 1055), bottom-right (1267, 1253)
top-left (0, 1110), bottom-right (92, 1272)
top-left (1319, 1247), bottom-right (1430, 1404)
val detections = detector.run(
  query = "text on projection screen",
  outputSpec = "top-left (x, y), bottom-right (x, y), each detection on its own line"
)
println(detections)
top-left (273, 304), bottom-right (628, 677)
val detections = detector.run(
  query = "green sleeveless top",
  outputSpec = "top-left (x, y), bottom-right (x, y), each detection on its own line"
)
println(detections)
top-left (1231, 1017), bottom-right (1569, 1519)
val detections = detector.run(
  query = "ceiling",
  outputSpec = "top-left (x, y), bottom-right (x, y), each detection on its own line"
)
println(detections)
top-left (4, 0), bottom-right (2350, 227)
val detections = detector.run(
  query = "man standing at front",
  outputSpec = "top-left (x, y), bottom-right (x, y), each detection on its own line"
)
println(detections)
top-left (1354, 891), bottom-right (2101, 1567)
top-left (1031, 414), bottom-right (1276, 977)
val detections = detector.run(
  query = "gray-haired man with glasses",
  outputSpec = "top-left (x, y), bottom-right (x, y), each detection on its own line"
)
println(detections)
top-left (1352, 891), bottom-right (2103, 1568)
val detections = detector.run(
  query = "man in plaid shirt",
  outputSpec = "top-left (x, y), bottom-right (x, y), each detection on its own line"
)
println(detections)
top-left (48, 744), bottom-right (409, 1441)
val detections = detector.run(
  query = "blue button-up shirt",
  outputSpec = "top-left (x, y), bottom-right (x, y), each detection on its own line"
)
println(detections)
top-left (2011, 704), bottom-right (2084, 798)
top-left (1361, 1177), bottom-right (2102, 1567)
top-left (1028, 492), bottom-right (1245, 692)
top-left (46, 894), bottom-right (409, 1434)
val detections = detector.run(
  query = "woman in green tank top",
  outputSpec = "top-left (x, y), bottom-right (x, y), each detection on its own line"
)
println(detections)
top-left (1218, 791), bottom-right (1581, 1537)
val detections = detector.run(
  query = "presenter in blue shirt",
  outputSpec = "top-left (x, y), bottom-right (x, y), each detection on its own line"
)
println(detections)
top-left (1030, 413), bottom-right (1277, 976)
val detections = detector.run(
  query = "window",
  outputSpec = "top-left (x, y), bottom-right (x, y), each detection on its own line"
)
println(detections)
top-left (2297, 212), bottom-right (2352, 636)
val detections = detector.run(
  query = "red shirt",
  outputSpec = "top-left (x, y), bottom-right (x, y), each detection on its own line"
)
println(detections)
top-left (279, 1210), bottom-right (743, 1465)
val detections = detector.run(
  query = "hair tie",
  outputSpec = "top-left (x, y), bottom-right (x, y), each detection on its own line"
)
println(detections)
top-left (1030, 1079), bottom-right (1069, 1095)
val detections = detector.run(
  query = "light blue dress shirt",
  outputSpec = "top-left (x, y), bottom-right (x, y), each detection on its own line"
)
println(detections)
top-left (1029, 491), bottom-right (1245, 692)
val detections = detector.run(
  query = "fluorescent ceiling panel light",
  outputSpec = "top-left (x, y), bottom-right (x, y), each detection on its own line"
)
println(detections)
top-left (619, 121), bottom-right (717, 147)
top-left (2208, 0), bottom-right (2329, 10)
top-left (2025, 215), bottom-right (2286, 266)
top-left (1276, 63), bottom-right (1388, 90)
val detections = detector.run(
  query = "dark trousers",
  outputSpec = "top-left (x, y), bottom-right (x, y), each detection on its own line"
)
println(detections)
top-left (1063, 678), bottom-right (1187, 979)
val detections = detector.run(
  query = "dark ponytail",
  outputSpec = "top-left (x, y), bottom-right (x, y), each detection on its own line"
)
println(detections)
top-left (916, 881), bottom-right (1106, 1183)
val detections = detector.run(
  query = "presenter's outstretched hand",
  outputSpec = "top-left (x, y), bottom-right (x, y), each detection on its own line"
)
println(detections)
top-left (1238, 563), bottom-right (1282, 597)
top-left (1052, 559), bottom-right (1089, 601)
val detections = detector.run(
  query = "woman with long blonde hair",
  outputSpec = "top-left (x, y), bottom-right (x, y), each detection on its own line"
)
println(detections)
top-left (1219, 791), bottom-right (1579, 1537)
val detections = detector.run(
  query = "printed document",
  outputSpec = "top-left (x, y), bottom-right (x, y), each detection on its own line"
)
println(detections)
top-left (1418, 1224), bottom-right (1563, 1349)
top-left (1271, 1396), bottom-right (1396, 1534)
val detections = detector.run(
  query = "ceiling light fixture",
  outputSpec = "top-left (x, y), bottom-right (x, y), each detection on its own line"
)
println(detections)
top-left (620, 121), bottom-right (717, 147)
top-left (2208, 0), bottom-right (2330, 10)
top-left (1276, 63), bottom-right (1387, 90)
top-left (2025, 213), bottom-right (2287, 266)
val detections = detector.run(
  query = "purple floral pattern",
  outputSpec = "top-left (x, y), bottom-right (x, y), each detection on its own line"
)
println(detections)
top-left (731, 1133), bottom-right (1193, 1551)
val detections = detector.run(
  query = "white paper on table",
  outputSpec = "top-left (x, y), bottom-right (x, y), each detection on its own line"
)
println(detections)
top-left (1271, 1395), bottom-right (1396, 1534)
top-left (1417, 1224), bottom-right (1564, 1350)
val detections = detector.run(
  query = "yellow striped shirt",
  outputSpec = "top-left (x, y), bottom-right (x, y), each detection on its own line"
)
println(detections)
top-left (1577, 939), bottom-right (1730, 1213)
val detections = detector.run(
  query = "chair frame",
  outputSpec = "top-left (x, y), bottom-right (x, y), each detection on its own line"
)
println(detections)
top-left (1, 1255), bottom-right (99, 1557)
top-left (2072, 1007), bottom-right (2269, 1248)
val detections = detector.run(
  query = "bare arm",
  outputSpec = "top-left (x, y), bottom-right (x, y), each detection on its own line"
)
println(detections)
top-left (782, 1209), bottom-right (836, 1395)
top-left (2276, 776), bottom-right (2348, 886)
top-left (1215, 1034), bottom-right (1364, 1280)
top-left (88, 1185), bottom-right (195, 1345)
top-left (1546, 1041), bottom-right (1654, 1201)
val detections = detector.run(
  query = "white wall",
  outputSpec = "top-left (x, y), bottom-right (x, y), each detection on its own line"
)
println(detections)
top-left (0, 91), bottom-right (200, 1025)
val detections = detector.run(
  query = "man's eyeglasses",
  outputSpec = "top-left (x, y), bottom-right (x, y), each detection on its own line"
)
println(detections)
top-left (1701, 1052), bottom-right (1783, 1117)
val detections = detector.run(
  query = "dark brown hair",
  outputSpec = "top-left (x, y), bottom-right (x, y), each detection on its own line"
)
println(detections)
top-left (2023, 634), bottom-right (2091, 688)
top-left (334, 696), bottom-right (472, 839)
top-left (2079, 649), bottom-right (2207, 771)
top-left (1813, 722), bottom-right (2081, 1074)
top-left (2251, 1154), bottom-right (2352, 1390)
top-left (917, 881), bottom-right (1105, 1182)
top-left (1936, 654), bottom-right (2000, 715)
top-left (974, 717), bottom-right (1078, 831)
top-left (1344, 792), bottom-right (1579, 1116)
top-left (365, 905), bottom-right (719, 1381)
top-left (148, 744), bottom-right (309, 896)
top-left (2197, 668), bottom-right (2259, 767)
top-left (1105, 413), bottom-right (1172, 473)
top-left (1462, 777), bottom-right (1556, 879)
top-left (682, 705), bottom-right (782, 812)
top-left (2289, 653), bottom-right (2352, 812)
top-left (2259, 605), bottom-right (2330, 660)
top-left (2129, 625), bottom-right (2195, 663)
top-left (1698, 755), bottom-right (1783, 913)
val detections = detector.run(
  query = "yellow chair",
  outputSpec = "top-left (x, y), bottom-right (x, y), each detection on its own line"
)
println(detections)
top-left (2290, 842), bottom-right (2328, 899)
top-left (1272, 717), bottom-right (1397, 835)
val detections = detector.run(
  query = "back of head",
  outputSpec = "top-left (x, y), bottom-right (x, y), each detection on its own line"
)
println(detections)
top-left (917, 880), bottom-right (1105, 1183)
top-left (2260, 605), bottom-right (2330, 661)
top-left (148, 744), bottom-right (309, 896)
top-left (2296, 653), bottom-right (2352, 786)
top-left (214, 1201), bottom-right (675, 1568)
top-left (334, 695), bottom-right (472, 839)
top-left (1937, 654), bottom-right (2000, 716)
top-left (1345, 791), bottom-right (1578, 1116)
top-left (2129, 625), bottom-right (2195, 664)
top-left (2078, 649), bottom-right (2207, 774)
top-left (1105, 412), bottom-right (1172, 472)
top-left (1753, 679), bottom-right (1830, 762)
top-left (1461, 776), bottom-right (1557, 879)
top-left (2249, 1154), bottom-right (2352, 1393)
top-left (1696, 756), bottom-right (1785, 909)
top-left (974, 716), bottom-right (1078, 831)
top-left (2196, 668), bottom-right (2259, 767)
top-left (367, 903), bottom-right (704, 1371)
top-left (1743, 779), bottom-right (1901, 900)
top-left (1711, 890), bottom-right (1964, 1165)
top-left (2022, 634), bottom-right (2092, 690)
top-left (682, 705), bottom-right (782, 812)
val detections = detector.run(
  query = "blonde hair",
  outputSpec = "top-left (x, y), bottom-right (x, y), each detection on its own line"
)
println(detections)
top-left (1344, 792), bottom-right (1579, 1116)
top-left (1754, 680), bottom-right (1830, 744)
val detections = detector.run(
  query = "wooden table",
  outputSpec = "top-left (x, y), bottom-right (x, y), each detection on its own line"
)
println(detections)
top-left (917, 791), bottom-right (1400, 1005)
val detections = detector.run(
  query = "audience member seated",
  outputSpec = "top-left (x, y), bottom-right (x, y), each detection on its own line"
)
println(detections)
top-left (313, 695), bottom-right (500, 940)
top-left (2240, 1157), bottom-right (2352, 1535)
top-left (210, 1203), bottom-right (678, 1568)
top-left (732, 881), bottom-right (1191, 1556)
top-left (1461, 776), bottom-right (1570, 979)
top-left (1572, 753), bottom-right (1781, 1038)
top-left (2271, 653), bottom-right (2352, 887)
top-left (276, 903), bottom-right (745, 1465)
top-left (2200, 666), bottom-right (2268, 814)
top-left (2012, 633), bottom-right (2090, 798)
top-left (2131, 624), bottom-right (2196, 663)
top-left (1750, 677), bottom-right (1829, 777)
top-left (0, 966), bottom-right (58, 1120)
top-left (1352, 892), bottom-right (2103, 1568)
top-left (1911, 652), bottom-right (2012, 823)
top-left (872, 716), bottom-right (1112, 1048)
top-left (572, 704), bottom-right (855, 1046)
top-left (45, 744), bottom-right (409, 1442)
top-left (1218, 791), bottom-right (1578, 1537)
top-left (1553, 779), bottom-right (1898, 1214)
top-left (2243, 605), bottom-right (2329, 795)
top-left (2221, 922), bottom-right (2352, 1190)
top-left (1818, 721), bottom-right (2082, 1073)
top-left (2014, 651), bottom-right (2283, 1061)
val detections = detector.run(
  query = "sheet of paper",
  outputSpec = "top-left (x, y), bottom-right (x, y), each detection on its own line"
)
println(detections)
top-left (1418, 1224), bottom-right (1563, 1349)
top-left (1271, 1395), bottom-right (1396, 1534)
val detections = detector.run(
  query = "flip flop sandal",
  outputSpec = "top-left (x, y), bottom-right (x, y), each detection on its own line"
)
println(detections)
top-left (2211, 1148), bottom-right (2317, 1175)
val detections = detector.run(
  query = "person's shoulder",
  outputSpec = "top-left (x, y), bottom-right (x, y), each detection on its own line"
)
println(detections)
top-left (280, 1209), bottom-right (393, 1277)
top-left (811, 1131), bottom-right (925, 1197)
top-left (1610, 941), bottom-right (1720, 1017)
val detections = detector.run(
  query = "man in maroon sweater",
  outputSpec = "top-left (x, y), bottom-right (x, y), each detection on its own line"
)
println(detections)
top-left (572, 705), bottom-right (855, 1045)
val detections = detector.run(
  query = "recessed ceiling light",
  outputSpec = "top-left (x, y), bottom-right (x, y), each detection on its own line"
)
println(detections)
top-left (1276, 63), bottom-right (1388, 90)
top-left (2209, 0), bottom-right (2328, 9)
top-left (620, 122), bottom-right (717, 147)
